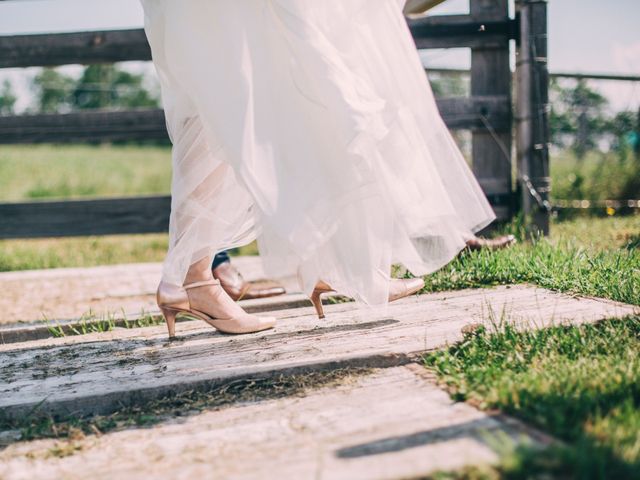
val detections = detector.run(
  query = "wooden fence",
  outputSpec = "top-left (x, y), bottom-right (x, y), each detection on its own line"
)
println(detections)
top-left (0, 0), bottom-right (550, 239)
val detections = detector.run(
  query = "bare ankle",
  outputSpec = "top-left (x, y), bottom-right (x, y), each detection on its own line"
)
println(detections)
top-left (184, 256), bottom-right (214, 285)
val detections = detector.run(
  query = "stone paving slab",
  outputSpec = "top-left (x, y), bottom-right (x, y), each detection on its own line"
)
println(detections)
top-left (0, 293), bottom-right (314, 345)
top-left (0, 257), bottom-right (298, 325)
top-left (0, 365), bottom-right (549, 480)
top-left (1, 285), bottom-right (636, 420)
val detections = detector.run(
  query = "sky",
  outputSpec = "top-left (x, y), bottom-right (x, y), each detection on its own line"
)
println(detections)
top-left (0, 0), bottom-right (638, 112)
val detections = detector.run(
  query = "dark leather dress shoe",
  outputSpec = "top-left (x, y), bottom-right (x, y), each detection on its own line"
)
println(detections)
top-left (465, 234), bottom-right (517, 251)
top-left (212, 261), bottom-right (286, 301)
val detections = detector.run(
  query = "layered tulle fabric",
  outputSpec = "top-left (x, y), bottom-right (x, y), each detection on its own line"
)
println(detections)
top-left (140, 0), bottom-right (496, 304)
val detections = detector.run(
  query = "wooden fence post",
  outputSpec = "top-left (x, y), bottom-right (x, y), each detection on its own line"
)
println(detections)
top-left (633, 108), bottom-right (640, 160)
top-left (469, 0), bottom-right (513, 224)
top-left (516, 0), bottom-right (551, 235)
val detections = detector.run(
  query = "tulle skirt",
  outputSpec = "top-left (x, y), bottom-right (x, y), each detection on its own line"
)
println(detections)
top-left (140, 0), bottom-right (496, 305)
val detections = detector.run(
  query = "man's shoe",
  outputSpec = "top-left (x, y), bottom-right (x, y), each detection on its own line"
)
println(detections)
top-left (212, 261), bottom-right (286, 301)
top-left (465, 234), bottom-right (517, 251)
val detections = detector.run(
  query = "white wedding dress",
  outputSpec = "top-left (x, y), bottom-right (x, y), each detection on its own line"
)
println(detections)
top-left (140, 0), bottom-right (496, 305)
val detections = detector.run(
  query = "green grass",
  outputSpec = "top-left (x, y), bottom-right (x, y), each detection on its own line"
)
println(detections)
top-left (416, 214), bottom-right (639, 478)
top-left (551, 215), bottom-right (639, 251)
top-left (551, 149), bottom-right (640, 203)
top-left (0, 143), bottom-right (174, 271)
top-left (416, 215), bottom-right (639, 306)
top-left (2, 145), bottom-right (636, 203)
top-left (0, 234), bottom-right (259, 272)
top-left (0, 144), bottom-right (171, 201)
top-left (45, 310), bottom-right (164, 338)
top-left (423, 317), bottom-right (640, 479)
top-left (0, 234), bottom-right (170, 272)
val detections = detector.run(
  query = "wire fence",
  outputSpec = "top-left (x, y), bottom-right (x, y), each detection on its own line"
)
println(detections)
top-left (430, 66), bottom-right (640, 214)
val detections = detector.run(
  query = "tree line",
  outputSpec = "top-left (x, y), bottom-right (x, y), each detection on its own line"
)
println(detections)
top-left (0, 64), bottom-right (159, 115)
top-left (550, 79), bottom-right (639, 160)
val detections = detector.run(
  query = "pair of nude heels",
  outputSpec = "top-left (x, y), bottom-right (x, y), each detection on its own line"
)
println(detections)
top-left (157, 277), bottom-right (425, 338)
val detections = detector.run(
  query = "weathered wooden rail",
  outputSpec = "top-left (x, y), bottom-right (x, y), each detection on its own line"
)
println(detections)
top-left (0, 15), bottom-right (518, 68)
top-left (0, 0), bottom-right (550, 238)
top-left (0, 97), bottom-right (512, 144)
top-left (0, 194), bottom-right (171, 239)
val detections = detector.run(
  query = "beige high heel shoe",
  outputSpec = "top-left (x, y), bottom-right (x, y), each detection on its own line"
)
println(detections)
top-left (309, 277), bottom-right (425, 319)
top-left (157, 279), bottom-right (276, 338)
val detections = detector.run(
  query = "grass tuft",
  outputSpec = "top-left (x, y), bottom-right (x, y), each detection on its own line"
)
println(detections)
top-left (424, 316), bottom-right (640, 478)
top-left (0, 144), bottom-right (172, 202)
top-left (45, 309), bottom-right (164, 338)
top-left (419, 216), bottom-right (639, 306)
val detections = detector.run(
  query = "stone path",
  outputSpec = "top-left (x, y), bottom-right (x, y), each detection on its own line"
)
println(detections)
top-left (0, 257), bottom-right (299, 326)
top-left (0, 366), bottom-right (551, 480)
top-left (2, 284), bottom-right (636, 421)
top-left (0, 259), bottom-right (638, 479)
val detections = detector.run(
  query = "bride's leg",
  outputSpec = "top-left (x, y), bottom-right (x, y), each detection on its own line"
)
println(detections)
top-left (182, 254), bottom-right (251, 319)
top-left (158, 253), bottom-right (276, 337)
top-left (156, 113), bottom-right (274, 335)
top-left (184, 255), bottom-right (215, 284)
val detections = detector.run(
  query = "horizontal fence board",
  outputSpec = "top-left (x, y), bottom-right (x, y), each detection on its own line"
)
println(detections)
top-left (0, 16), bottom-right (517, 68)
top-left (408, 16), bottom-right (516, 49)
top-left (0, 191), bottom-right (511, 240)
top-left (427, 67), bottom-right (640, 83)
top-left (0, 108), bottom-right (168, 144)
top-left (0, 195), bottom-right (171, 239)
top-left (412, 35), bottom-right (507, 50)
top-left (0, 96), bottom-right (510, 144)
top-left (0, 29), bottom-right (151, 68)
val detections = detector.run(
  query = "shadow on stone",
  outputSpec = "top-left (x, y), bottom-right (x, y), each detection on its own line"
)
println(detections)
top-left (336, 417), bottom-right (501, 458)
